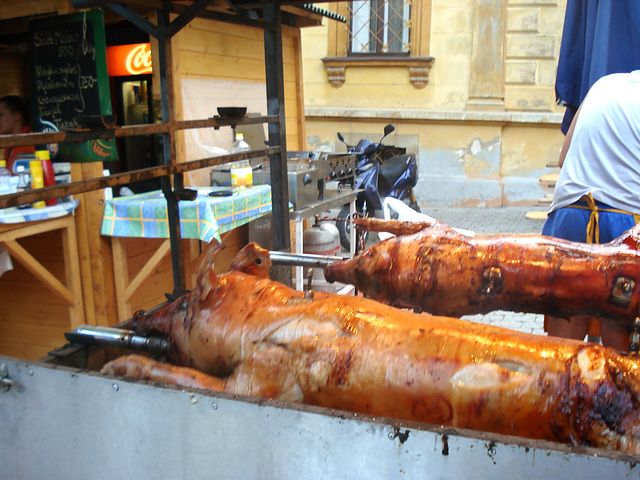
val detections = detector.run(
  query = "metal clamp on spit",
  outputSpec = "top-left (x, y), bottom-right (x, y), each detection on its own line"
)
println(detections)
top-left (0, 363), bottom-right (16, 393)
top-left (630, 318), bottom-right (640, 354)
top-left (269, 251), bottom-right (356, 295)
top-left (65, 325), bottom-right (170, 356)
top-left (269, 251), bottom-right (344, 294)
top-left (268, 251), bottom-right (343, 269)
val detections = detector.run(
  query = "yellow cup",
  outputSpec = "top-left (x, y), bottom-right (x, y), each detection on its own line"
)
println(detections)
top-left (230, 162), bottom-right (253, 187)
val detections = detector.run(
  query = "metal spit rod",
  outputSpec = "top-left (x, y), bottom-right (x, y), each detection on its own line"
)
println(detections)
top-left (268, 251), bottom-right (343, 268)
top-left (65, 325), bottom-right (170, 356)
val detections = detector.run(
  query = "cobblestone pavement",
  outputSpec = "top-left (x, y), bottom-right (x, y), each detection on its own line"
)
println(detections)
top-left (426, 205), bottom-right (548, 336)
top-left (461, 311), bottom-right (547, 336)
top-left (427, 205), bottom-right (545, 235)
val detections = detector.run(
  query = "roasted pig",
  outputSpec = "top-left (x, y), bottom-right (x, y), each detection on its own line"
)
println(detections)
top-left (103, 243), bottom-right (640, 455)
top-left (324, 218), bottom-right (640, 325)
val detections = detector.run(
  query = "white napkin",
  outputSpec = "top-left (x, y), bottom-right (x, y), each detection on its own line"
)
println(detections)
top-left (379, 197), bottom-right (475, 240)
top-left (0, 248), bottom-right (13, 278)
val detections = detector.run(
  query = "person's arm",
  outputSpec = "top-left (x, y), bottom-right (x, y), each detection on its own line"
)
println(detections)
top-left (558, 104), bottom-right (581, 168)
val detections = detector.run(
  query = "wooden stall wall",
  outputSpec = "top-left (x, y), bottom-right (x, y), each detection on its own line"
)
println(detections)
top-left (0, 52), bottom-right (28, 99)
top-left (172, 17), bottom-right (307, 155)
top-left (0, 52), bottom-right (28, 163)
top-left (0, 230), bottom-right (71, 360)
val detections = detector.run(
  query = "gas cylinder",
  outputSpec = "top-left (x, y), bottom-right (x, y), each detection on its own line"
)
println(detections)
top-left (303, 218), bottom-right (340, 282)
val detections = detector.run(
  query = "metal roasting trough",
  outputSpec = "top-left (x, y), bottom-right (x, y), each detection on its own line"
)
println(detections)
top-left (3, 319), bottom-right (640, 479)
top-left (2, 347), bottom-right (640, 480)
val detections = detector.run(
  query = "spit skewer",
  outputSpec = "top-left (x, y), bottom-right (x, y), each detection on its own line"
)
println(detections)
top-left (268, 251), bottom-right (343, 268)
top-left (65, 325), bottom-right (169, 355)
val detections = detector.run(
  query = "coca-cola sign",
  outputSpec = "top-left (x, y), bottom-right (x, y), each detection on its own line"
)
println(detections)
top-left (106, 43), bottom-right (152, 76)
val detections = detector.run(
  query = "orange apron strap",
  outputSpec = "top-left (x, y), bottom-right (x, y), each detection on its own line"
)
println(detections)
top-left (566, 192), bottom-right (640, 243)
top-left (584, 193), bottom-right (599, 243)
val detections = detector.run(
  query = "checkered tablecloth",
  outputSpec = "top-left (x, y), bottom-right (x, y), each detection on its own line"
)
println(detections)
top-left (0, 200), bottom-right (79, 224)
top-left (100, 185), bottom-right (273, 243)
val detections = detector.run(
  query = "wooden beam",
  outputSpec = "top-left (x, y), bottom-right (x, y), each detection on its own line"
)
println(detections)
top-left (0, 115), bottom-right (278, 149)
top-left (1, 0), bottom-right (64, 19)
top-left (0, 146), bottom-right (280, 209)
top-left (124, 240), bottom-right (171, 300)
top-left (2, 240), bottom-right (75, 305)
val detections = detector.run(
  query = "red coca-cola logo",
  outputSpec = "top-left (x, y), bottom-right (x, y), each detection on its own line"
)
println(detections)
top-left (125, 44), bottom-right (152, 75)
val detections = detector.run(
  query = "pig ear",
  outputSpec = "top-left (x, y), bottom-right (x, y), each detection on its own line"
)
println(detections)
top-left (229, 242), bottom-right (272, 279)
top-left (354, 217), bottom-right (438, 236)
top-left (197, 240), bottom-right (222, 299)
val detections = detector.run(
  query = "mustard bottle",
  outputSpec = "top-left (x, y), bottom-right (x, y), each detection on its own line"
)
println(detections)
top-left (29, 160), bottom-right (46, 209)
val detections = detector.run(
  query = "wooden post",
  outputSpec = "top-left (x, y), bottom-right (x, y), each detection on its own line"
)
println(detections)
top-left (264, 0), bottom-right (292, 285)
top-left (71, 162), bottom-right (118, 326)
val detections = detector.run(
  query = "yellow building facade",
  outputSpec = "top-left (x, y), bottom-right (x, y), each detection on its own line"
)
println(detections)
top-left (301, 0), bottom-right (567, 207)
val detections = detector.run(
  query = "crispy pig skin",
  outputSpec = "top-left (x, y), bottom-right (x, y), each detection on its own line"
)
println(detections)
top-left (102, 243), bottom-right (640, 455)
top-left (324, 218), bottom-right (640, 324)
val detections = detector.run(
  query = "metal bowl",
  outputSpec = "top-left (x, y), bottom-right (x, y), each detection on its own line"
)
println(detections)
top-left (217, 107), bottom-right (247, 118)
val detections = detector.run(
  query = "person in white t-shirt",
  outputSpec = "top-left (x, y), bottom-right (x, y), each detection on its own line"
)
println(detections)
top-left (542, 70), bottom-right (640, 351)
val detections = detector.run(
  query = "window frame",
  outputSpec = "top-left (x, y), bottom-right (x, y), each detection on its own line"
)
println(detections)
top-left (323, 0), bottom-right (433, 88)
top-left (348, 0), bottom-right (412, 55)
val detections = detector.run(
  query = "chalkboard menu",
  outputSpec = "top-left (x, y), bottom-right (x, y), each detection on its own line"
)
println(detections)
top-left (29, 9), bottom-right (117, 162)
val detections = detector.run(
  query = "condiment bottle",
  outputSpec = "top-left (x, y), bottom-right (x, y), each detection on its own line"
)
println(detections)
top-left (231, 132), bottom-right (250, 153)
top-left (16, 165), bottom-right (30, 210)
top-left (0, 160), bottom-right (11, 196)
top-left (230, 133), bottom-right (252, 187)
top-left (29, 160), bottom-right (46, 209)
top-left (36, 149), bottom-right (56, 206)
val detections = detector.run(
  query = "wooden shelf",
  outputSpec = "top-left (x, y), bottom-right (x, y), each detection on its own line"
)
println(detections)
top-left (539, 173), bottom-right (559, 188)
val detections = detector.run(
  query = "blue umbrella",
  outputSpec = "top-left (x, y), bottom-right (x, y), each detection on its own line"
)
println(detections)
top-left (555, 0), bottom-right (640, 133)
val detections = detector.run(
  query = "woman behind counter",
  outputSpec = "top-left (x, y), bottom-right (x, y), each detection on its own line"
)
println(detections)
top-left (0, 95), bottom-right (35, 173)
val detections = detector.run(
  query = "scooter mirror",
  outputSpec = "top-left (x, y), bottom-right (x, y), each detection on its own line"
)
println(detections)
top-left (380, 124), bottom-right (395, 143)
top-left (337, 132), bottom-right (346, 143)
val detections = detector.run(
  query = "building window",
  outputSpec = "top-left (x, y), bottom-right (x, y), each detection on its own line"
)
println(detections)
top-left (349, 0), bottom-right (412, 55)
top-left (323, 0), bottom-right (433, 88)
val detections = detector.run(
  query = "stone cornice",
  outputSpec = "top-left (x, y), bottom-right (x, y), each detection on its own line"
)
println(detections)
top-left (305, 107), bottom-right (564, 125)
top-left (322, 56), bottom-right (435, 89)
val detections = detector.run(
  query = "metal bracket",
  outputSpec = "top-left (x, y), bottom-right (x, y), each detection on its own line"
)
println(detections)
top-left (480, 267), bottom-right (503, 295)
top-left (0, 363), bottom-right (14, 393)
top-left (65, 325), bottom-right (170, 356)
top-left (610, 276), bottom-right (635, 308)
top-left (629, 318), bottom-right (640, 354)
top-left (305, 267), bottom-right (314, 293)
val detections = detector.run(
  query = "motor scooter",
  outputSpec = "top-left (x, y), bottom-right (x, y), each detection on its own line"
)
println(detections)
top-left (335, 124), bottom-right (420, 250)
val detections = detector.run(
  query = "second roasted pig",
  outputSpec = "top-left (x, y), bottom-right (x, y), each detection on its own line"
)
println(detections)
top-left (324, 218), bottom-right (640, 325)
